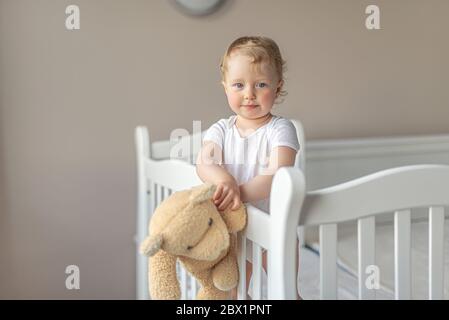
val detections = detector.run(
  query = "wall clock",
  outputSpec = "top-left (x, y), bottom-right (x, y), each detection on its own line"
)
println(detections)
top-left (173, 0), bottom-right (226, 16)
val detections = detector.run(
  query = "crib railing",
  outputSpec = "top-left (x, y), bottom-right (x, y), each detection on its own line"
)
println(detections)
top-left (298, 164), bottom-right (449, 300)
top-left (135, 126), bottom-right (304, 300)
top-left (137, 124), bottom-right (449, 300)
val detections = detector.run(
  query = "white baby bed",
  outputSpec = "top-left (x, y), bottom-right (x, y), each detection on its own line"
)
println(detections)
top-left (135, 123), bottom-right (449, 300)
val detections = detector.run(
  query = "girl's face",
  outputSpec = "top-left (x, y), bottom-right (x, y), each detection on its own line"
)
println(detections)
top-left (222, 52), bottom-right (282, 121)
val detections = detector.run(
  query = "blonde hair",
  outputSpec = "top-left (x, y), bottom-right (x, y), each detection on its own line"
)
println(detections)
top-left (220, 36), bottom-right (287, 101)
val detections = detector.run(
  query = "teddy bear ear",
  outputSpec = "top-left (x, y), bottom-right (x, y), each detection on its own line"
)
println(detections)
top-left (139, 234), bottom-right (163, 257)
top-left (221, 204), bottom-right (247, 233)
top-left (189, 183), bottom-right (217, 205)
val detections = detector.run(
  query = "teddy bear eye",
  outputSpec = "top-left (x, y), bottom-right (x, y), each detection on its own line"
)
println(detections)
top-left (187, 245), bottom-right (193, 250)
top-left (208, 218), bottom-right (213, 226)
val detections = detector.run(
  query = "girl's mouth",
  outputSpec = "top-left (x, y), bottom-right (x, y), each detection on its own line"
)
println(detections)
top-left (242, 105), bottom-right (259, 108)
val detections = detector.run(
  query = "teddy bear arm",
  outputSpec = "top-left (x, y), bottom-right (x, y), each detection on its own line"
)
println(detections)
top-left (211, 236), bottom-right (239, 291)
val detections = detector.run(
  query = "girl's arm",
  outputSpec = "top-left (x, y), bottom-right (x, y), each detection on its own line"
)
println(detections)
top-left (239, 146), bottom-right (297, 203)
top-left (196, 141), bottom-right (241, 210)
top-left (195, 141), bottom-right (234, 184)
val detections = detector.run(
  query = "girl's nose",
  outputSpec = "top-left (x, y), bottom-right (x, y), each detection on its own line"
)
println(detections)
top-left (244, 88), bottom-right (256, 100)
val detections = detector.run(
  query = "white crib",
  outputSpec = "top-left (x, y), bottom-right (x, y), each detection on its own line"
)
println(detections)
top-left (135, 124), bottom-right (449, 300)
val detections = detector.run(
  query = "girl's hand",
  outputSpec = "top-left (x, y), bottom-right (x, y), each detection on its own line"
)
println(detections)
top-left (213, 179), bottom-right (241, 211)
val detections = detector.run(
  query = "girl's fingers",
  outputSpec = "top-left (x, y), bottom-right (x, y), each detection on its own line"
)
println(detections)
top-left (218, 192), bottom-right (234, 211)
top-left (216, 187), bottom-right (229, 204)
top-left (213, 185), bottom-right (223, 201)
top-left (231, 198), bottom-right (241, 210)
top-left (214, 187), bottom-right (228, 207)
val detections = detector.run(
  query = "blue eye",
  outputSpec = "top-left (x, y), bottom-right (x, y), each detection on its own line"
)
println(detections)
top-left (232, 83), bottom-right (243, 89)
top-left (256, 82), bottom-right (267, 88)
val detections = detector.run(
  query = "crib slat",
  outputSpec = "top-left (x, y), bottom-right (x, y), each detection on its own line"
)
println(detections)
top-left (237, 233), bottom-right (247, 300)
top-left (320, 224), bottom-right (337, 299)
top-left (181, 266), bottom-right (188, 300)
top-left (357, 217), bottom-right (376, 299)
top-left (429, 206), bottom-right (445, 300)
top-left (394, 209), bottom-right (411, 300)
top-left (152, 182), bottom-right (159, 208)
top-left (150, 182), bottom-right (156, 213)
top-left (163, 186), bottom-right (170, 200)
top-left (160, 186), bottom-right (167, 201)
top-left (187, 274), bottom-right (194, 299)
top-left (157, 185), bottom-right (164, 205)
top-left (252, 243), bottom-right (263, 300)
top-left (159, 185), bottom-right (164, 202)
top-left (191, 277), bottom-right (198, 299)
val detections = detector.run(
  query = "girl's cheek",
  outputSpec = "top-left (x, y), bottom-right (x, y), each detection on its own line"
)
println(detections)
top-left (259, 90), bottom-right (276, 105)
top-left (227, 92), bottom-right (241, 108)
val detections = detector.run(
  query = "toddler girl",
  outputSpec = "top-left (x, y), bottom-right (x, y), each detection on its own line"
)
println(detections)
top-left (196, 36), bottom-right (300, 299)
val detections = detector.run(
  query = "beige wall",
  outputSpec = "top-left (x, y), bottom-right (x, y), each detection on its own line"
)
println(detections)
top-left (0, 0), bottom-right (448, 298)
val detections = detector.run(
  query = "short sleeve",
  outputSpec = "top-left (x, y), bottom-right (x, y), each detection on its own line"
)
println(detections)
top-left (202, 120), bottom-right (226, 150)
top-left (270, 119), bottom-right (300, 152)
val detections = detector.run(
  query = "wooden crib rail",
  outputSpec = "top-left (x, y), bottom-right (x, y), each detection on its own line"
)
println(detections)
top-left (294, 164), bottom-right (449, 300)
top-left (268, 167), bottom-right (305, 299)
top-left (299, 164), bottom-right (449, 226)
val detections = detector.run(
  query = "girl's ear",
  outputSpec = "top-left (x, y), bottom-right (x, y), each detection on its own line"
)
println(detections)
top-left (276, 80), bottom-right (284, 96)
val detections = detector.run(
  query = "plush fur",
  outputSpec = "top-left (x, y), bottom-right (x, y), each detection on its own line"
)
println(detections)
top-left (139, 183), bottom-right (247, 300)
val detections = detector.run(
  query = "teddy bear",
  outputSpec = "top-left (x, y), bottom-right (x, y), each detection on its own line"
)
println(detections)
top-left (139, 182), bottom-right (247, 300)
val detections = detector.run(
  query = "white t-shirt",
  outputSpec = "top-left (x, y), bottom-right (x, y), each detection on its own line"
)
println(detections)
top-left (202, 114), bottom-right (300, 212)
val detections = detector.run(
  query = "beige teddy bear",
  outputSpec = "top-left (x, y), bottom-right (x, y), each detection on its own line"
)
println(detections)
top-left (139, 183), bottom-right (247, 300)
